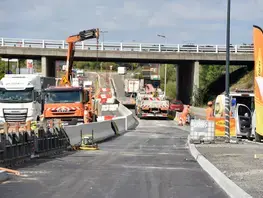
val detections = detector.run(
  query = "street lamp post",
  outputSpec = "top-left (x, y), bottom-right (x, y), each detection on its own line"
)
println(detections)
top-left (225, 0), bottom-right (231, 142)
top-left (100, 30), bottom-right (108, 43)
top-left (157, 34), bottom-right (167, 97)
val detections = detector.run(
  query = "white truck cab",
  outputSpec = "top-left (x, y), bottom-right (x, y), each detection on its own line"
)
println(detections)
top-left (0, 74), bottom-right (55, 123)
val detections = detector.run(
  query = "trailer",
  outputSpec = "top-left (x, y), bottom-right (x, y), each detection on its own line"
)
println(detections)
top-left (124, 78), bottom-right (140, 97)
top-left (117, 67), bottom-right (127, 75)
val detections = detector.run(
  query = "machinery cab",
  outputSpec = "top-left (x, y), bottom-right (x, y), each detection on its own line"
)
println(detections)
top-left (43, 86), bottom-right (90, 124)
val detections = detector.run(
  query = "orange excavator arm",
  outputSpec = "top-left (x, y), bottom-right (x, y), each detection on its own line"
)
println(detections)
top-left (60, 28), bottom-right (100, 86)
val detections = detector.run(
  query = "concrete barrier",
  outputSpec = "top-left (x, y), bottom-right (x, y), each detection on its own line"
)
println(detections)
top-left (64, 118), bottom-right (122, 146)
top-left (118, 103), bottom-right (139, 130)
top-left (64, 102), bottom-right (138, 146)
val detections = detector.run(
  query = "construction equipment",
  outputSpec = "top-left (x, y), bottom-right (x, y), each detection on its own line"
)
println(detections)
top-left (73, 130), bottom-right (98, 150)
top-left (135, 85), bottom-right (169, 119)
top-left (43, 28), bottom-right (99, 125)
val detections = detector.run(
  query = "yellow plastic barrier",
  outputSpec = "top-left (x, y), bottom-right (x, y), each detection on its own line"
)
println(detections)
top-left (213, 117), bottom-right (236, 137)
top-left (174, 112), bottom-right (182, 122)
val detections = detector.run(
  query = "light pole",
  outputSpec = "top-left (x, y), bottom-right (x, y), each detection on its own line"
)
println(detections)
top-left (157, 34), bottom-right (167, 97)
top-left (100, 30), bottom-right (108, 43)
top-left (225, 0), bottom-right (231, 143)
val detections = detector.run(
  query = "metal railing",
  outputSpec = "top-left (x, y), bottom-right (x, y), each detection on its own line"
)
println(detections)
top-left (0, 37), bottom-right (254, 53)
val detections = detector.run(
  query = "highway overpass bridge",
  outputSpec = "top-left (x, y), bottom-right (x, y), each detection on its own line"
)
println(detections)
top-left (0, 38), bottom-right (254, 103)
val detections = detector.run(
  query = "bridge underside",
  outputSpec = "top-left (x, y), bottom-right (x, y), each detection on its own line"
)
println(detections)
top-left (176, 61), bottom-right (199, 104)
top-left (41, 57), bottom-right (56, 77)
top-left (0, 47), bottom-right (254, 103)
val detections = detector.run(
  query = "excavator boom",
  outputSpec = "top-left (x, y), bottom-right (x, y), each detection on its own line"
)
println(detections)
top-left (61, 28), bottom-right (99, 86)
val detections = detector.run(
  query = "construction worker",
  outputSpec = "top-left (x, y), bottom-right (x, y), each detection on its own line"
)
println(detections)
top-left (84, 106), bottom-right (89, 124)
top-left (179, 105), bottom-right (190, 126)
top-left (206, 101), bottom-right (214, 120)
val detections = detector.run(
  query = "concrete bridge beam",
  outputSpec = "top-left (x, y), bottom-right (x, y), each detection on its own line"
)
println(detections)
top-left (176, 61), bottom-right (200, 104)
top-left (41, 56), bottom-right (56, 77)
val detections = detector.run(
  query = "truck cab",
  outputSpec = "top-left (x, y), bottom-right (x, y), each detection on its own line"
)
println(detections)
top-left (43, 86), bottom-right (90, 125)
top-left (0, 74), bottom-right (55, 123)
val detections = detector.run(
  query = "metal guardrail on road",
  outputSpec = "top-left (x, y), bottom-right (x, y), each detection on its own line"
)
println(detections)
top-left (0, 38), bottom-right (254, 54)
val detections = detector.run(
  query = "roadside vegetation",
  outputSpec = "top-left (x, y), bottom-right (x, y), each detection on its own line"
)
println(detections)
top-left (192, 65), bottom-right (253, 107)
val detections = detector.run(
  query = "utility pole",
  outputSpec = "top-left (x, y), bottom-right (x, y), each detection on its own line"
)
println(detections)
top-left (225, 0), bottom-right (231, 143)
top-left (100, 30), bottom-right (108, 43)
top-left (157, 34), bottom-right (167, 97)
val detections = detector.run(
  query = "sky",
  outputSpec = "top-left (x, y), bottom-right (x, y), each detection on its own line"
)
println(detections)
top-left (0, 0), bottom-right (263, 45)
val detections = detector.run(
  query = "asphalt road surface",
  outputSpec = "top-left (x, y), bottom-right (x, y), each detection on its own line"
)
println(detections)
top-left (0, 119), bottom-right (227, 198)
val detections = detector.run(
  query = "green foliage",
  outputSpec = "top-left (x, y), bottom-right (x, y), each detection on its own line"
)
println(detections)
top-left (165, 81), bottom-right (176, 99)
top-left (0, 60), bottom-right (5, 79)
top-left (160, 64), bottom-right (176, 99)
top-left (199, 65), bottom-right (224, 89)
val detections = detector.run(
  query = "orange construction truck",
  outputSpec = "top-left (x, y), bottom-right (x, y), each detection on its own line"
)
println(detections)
top-left (43, 28), bottom-right (99, 125)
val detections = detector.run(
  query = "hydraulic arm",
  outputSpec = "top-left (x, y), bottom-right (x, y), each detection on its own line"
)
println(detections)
top-left (61, 28), bottom-right (100, 86)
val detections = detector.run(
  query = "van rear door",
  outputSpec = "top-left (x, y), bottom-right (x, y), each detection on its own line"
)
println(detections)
top-left (236, 104), bottom-right (252, 137)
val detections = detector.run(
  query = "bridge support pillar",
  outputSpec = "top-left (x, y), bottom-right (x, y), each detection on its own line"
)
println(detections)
top-left (41, 56), bottom-right (56, 77)
top-left (176, 61), bottom-right (200, 104)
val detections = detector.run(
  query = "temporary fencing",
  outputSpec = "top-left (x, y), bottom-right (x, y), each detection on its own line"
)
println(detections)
top-left (0, 120), bottom-right (69, 167)
top-left (189, 118), bottom-right (237, 143)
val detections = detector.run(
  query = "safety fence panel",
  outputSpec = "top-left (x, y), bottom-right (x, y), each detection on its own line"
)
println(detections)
top-left (0, 120), bottom-right (69, 167)
top-left (190, 120), bottom-right (215, 143)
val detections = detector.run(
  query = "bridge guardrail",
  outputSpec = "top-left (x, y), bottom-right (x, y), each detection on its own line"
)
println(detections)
top-left (0, 38), bottom-right (254, 53)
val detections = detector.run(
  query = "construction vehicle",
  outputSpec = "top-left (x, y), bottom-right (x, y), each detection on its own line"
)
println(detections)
top-left (117, 67), bottom-right (126, 75)
top-left (135, 85), bottom-right (169, 119)
top-left (43, 28), bottom-right (99, 125)
top-left (124, 78), bottom-right (140, 97)
top-left (0, 74), bottom-right (55, 123)
top-left (214, 89), bottom-right (254, 138)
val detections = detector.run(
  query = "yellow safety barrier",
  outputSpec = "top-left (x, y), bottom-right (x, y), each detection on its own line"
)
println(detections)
top-left (213, 117), bottom-right (236, 137)
top-left (174, 112), bottom-right (182, 122)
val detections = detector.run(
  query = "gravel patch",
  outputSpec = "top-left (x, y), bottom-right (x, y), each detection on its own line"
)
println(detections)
top-left (196, 141), bottom-right (263, 198)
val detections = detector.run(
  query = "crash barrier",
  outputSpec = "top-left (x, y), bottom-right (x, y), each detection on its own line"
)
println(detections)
top-left (64, 101), bottom-right (139, 146)
top-left (101, 104), bottom-right (118, 111)
top-left (97, 88), bottom-right (116, 104)
top-left (174, 112), bottom-right (182, 122)
top-left (110, 78), bottom-right (117, 97)
top-left (97, 115), bottom-right (116, 122)
top-left (0, 120), bottom-right (69, 167)
top-left (117, 103), bottom-right (139, 130)
top-left (189, 118), bottom-right (237, 143)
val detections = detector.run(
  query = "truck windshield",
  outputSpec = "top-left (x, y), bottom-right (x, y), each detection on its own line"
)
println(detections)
top-left (0, 88), bottom-right (33, 103)
top-left (45, 90), bottom-right (82, 103)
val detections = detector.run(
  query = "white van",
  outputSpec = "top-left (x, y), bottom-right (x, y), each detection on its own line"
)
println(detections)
top-left (214, 90), bottom-right (254, 138)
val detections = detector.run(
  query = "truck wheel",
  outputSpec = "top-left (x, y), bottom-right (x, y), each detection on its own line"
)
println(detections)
top-left (255, 129), bottom-right (262, 142)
